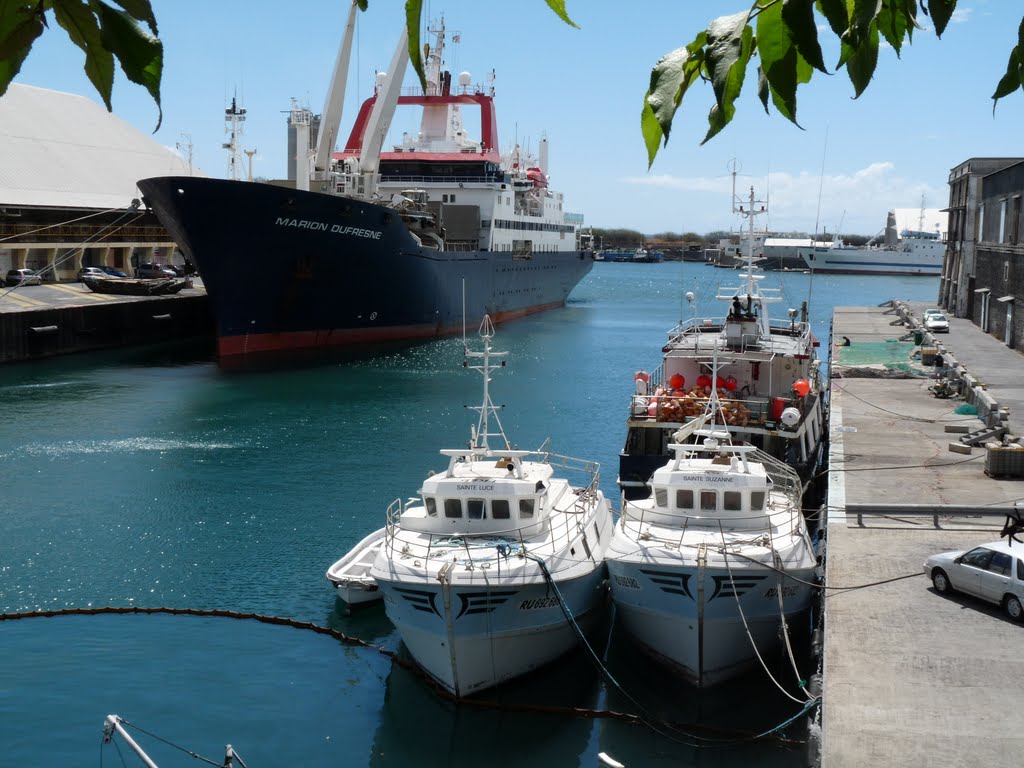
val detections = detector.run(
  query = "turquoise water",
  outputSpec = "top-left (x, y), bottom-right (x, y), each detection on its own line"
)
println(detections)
top-left (0, 264), bottom-right (939, 766)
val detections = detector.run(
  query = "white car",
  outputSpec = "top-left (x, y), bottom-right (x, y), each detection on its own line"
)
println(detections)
top-left (924, 540), bottom-right (1024, 621)
top-left (923, 312), bottom-right (949, 333)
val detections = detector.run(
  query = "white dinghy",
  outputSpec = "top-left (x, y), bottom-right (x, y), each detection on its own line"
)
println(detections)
top-left (326, 527), bottom-right (386, 607)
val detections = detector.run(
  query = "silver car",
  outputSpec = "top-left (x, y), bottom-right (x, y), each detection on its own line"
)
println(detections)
top-left (5, 268), bottom-right (43, 286)
top-left (923, 312), bottom-right (949, 333)
top-left (924, 540), bottom-right (1024, 621)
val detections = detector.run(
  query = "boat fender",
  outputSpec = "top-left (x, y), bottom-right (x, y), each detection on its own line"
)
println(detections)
top-left (808, 672), bottom-right (823, 697)
top-left (810, 628), bottom-right (824, 660)
top-left (597, 753), bottom-right (625, 768)
top-left (780, 407), bottom-right (801, 428)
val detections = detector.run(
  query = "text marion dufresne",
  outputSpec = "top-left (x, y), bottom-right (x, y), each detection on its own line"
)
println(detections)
top-left (275, 217), bottom-right (382, 239)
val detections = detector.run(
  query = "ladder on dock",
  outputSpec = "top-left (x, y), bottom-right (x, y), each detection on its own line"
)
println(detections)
top-left (960, 424), bottom-right (1008, 446)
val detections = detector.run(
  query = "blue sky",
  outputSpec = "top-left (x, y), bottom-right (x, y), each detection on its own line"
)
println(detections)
top-left (13, 0), bottom-right (1024, 237)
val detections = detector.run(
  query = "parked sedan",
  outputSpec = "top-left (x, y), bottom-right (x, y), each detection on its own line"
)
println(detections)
top-left (924, 540), bottom-right (1024, 621)
top-left (5, 268), bottom-right (43, 286)
top-left (78, 266), bottom-right (109, 282)
top-left (923, 312), bottom-right (949, 333)
top-left (135, 263), bottom-right (178, 279)
top-left (100, 266), bottom-right (129, 277)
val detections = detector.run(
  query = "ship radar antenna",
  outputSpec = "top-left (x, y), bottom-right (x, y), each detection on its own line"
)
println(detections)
top-left (464, 315), bottom-right (511, 453)
top-left (223, 92), bottom-right (247, 181)
top-left (243, 148), bottom-right (257, 182)
top-left (175, 133), bottom-right (193, 176)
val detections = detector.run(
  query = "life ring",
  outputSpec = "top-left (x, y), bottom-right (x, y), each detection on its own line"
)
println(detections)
top-left (634, 370), bottom-right (650, 383)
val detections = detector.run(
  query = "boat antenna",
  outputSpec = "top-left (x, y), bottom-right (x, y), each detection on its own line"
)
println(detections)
top-left (808, 127), bottom-right (828, 308)
top-left (464, 315), bottom-right (511, 452)
top-left (730, 160), bottom-right (767, 315)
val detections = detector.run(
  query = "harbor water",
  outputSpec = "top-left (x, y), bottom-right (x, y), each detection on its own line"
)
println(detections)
top-left (0, 263), bottom-right (939, 767)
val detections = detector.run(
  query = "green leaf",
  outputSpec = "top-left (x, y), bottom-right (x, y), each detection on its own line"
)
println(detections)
top-left (91, 0), bottom-right (162, 130)
top-left (844, 17), bottom-right (878, 96)
top-left (0, 4), bottom-right (45, 98)
top-left (641, 97), bottom-right (663, 168)
top-left (817, 0), bottom-right (850, 38)
top-left (990, 47), bottom-right (1022, 106)
top-left (405, 0), bottom-right (425, 92)
top-left (991, 20), bottom-right (1024, 110)
top-left (646, 41), bottom-right (703, 131)
top-left (926, 0), bottom-right (955, 38)
top-left (54, 0), bottom-right (114, 112)
top-left (758, 1), bottom-right (801, 122)
top-left (782, 0), bottom-right (827, 73)
top-left (106, 0), bottom-right (157, 35)
top-left (757, 64), bottom-right (770, 113)
top-left (642, 35), bottom-right (706, 165)
top-left (876, 1), bottom-right (909, 55)
top-left (544, 0), bottom-right (579, 29)
top-left (702, 10), bottom-right (753, 142)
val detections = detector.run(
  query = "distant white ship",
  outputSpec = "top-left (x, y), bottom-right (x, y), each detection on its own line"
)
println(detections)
top-left (797, 209), bottom-right (945, 276)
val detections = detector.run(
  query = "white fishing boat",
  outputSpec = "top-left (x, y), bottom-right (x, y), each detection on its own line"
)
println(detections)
top-left (607, 393), bottom-right (819, 688)
top-left (618, 175), bottom-right (826, 501)
top-left (326, 527), bottom-right (386, 607)
top-left (370, 316), bottom-right (614, 697)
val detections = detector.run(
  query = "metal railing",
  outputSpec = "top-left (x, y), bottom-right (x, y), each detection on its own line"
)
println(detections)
top-left (381, 452), bottom-right (603, 568)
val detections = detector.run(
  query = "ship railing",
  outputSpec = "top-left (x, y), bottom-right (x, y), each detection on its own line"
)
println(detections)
top-left (378, 173), bottom-right (503, 185)
top-left (381, 453), bottom-right (603, 566)
top-left (620, 485), bottom-right (802, 534)
top-left (666, 317), bottom-right (813, 348)
top-left (628, 389), bottom-right (819, 434)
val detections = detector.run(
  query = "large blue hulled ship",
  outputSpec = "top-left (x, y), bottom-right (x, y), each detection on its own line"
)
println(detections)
top-left (138, 14), bottom-right (593, 368)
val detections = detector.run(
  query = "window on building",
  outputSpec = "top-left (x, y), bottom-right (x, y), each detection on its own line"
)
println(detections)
top-left (978, 204), bottom-right (985, 241)
top-left (999, 199), bottom-right (1007, 243)
top-left (1013, 196), bottom-right (1022, 245)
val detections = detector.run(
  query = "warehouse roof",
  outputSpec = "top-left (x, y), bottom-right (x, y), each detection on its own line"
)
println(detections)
top-left (0, 84), bottom-right (203, 210)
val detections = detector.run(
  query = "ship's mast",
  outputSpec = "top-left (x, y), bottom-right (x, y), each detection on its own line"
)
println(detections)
top-left (730, 163), bottom-right (772, 337)
top-left (223, 95), bottom-right (246, 181)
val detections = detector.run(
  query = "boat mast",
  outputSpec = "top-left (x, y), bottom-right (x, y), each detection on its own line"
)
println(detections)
top-left (313, 0), bottom-right (360, 183)
top-left (731, 164), bottom-right (769, 335)
top-left (464, 315), bottom-right (511, 453)
top-left (223, 94), bottom-right (246, 181)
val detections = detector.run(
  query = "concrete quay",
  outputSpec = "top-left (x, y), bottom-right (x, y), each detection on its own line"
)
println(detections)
top-left (821, 302), bottom-right (1024, 767)
top-left (0, 279), bottom-right (211, 363)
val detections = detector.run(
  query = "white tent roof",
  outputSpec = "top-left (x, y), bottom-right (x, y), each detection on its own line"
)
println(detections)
top-left (0, 83), bottom-right (203, 210)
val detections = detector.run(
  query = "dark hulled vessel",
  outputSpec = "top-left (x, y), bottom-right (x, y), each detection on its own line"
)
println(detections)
top-left (138, 14), bottom-right (594, 368)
